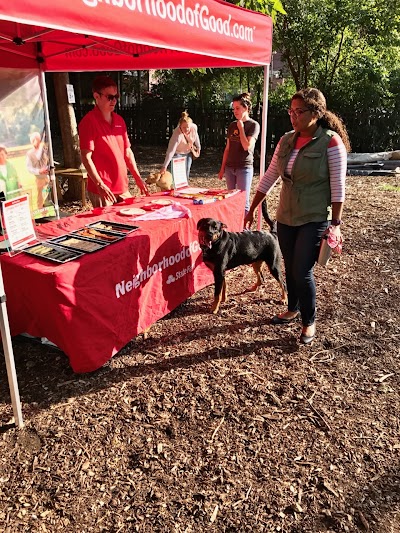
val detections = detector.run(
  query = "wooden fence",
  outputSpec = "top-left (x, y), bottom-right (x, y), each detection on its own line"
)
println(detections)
top-left (50, 101), bottom-right (400, 161)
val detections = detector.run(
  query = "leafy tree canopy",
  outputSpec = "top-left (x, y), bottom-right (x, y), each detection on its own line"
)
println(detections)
top-left (228, 0), bottom-right (286, 21)
top-left (273, 0), bottom-right (400, 91)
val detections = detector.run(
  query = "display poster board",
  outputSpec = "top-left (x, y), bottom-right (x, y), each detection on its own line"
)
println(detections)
top-left (171, 156), bottom-right (188, 190)
top-left (0, 69), bottom-right (56, 220)
top-left (170, 156), bottom-right (208, 196)
top-left (2, 194), bottom-right (36, 250)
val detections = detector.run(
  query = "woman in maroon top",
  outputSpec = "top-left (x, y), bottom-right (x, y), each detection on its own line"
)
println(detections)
top-left (218, 93), bottom-right (260, 215)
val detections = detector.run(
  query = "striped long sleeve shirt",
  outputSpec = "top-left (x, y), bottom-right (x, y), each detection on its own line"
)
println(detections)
top-left (257, 133), bottom-right (347, 202)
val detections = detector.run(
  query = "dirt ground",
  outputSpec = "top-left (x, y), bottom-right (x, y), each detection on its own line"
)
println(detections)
top-left (0, 147), bottom-right (399, 532)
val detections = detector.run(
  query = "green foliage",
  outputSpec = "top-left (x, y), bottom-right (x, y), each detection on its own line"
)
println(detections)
top-left (271, 0), bottom-right (400, 150)
top-left (151, 68), bottom-right (231, 108)
top-left (151, 67), bottom-right (269, 110)
top-left (274, 0), bottom-right (400, 91)
top-left (227, 0), bottom-right (286, 22)
top-left (268, 79), bottom-right (296, 110)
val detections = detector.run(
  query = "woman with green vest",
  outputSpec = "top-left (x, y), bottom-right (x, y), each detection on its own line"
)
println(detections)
top-left (244, 88), bottom-right (350, 345)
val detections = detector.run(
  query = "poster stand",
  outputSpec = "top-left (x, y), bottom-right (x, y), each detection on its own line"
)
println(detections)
top-left (0, 196), bottom-right (33, 429)
top-left (171, 156), bottom-right (189, 191)
top-left (171, 157), bottom-right (207, 196)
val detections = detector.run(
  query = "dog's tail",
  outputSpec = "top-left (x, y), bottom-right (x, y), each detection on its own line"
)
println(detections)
top-left (261, 199), bottom-right (277, 234)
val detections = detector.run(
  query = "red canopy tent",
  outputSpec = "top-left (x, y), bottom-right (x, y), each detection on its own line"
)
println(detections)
top-left (0, 0), bottom-right (272, 70)
top-left (0, 0), bottom-right (273, 427)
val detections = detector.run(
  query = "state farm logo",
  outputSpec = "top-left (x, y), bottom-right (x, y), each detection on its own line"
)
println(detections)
top-left (166, 264), bottom-right (193, 284)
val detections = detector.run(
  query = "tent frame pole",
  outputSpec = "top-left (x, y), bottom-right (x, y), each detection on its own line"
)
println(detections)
top-left (0, 267), bottom-right (24, 428)
top-left (257, 64), bottom-right (270, 230)
top-left (39, 68), bottom-right (60, 220)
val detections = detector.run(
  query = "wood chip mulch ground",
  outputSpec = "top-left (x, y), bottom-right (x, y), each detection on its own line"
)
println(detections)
top-left (0, 147), bottom-right (399, 532)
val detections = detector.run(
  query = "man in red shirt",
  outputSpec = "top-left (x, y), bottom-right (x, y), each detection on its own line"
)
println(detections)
top-left (79, 76), bottom-right (148, 206)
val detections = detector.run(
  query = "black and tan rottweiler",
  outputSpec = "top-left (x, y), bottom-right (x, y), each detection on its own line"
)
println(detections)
top-left (197, 203), bottom-right (287, 314)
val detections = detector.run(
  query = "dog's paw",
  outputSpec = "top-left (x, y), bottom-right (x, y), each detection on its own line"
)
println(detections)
top-left (142, 326), bottom-right (151, 339)
top-left (211, 302), bottom-right (220, 314)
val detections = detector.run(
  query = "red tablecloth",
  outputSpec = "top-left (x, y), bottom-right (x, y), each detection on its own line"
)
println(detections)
top-left (1, 193), bottom-right (245, 373)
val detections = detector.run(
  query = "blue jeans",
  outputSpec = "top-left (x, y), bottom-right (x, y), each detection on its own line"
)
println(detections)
top-left (224, 166), bottom-right (253, 214)
top-left (277, 221), bottom-right (329, 326)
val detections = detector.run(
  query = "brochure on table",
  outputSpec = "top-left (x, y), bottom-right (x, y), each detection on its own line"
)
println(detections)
top-left (1, 194), bottom-right (37, 254)
top-left (170, 156), bottom-right (241, 203)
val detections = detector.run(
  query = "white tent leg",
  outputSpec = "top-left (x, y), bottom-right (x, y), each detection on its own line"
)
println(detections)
top-left (257, 64), bottom-right (270, 231)
top-left (0, 266), bottom-right (23, 428)
top-left (40, 68), bottom-right (60, 220)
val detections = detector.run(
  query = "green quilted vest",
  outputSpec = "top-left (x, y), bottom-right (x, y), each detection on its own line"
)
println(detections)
top-left (276, 126), bottom-right (334, 226)
top-left (0, 162), bottom-right (19, 193)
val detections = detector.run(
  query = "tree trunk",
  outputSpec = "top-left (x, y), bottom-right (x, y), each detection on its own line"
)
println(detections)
top-left (53, 72), bottom-right (83, 201)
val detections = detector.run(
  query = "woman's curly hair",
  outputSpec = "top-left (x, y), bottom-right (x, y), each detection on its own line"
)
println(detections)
top-left (292, 88), bottom-right (351, 152)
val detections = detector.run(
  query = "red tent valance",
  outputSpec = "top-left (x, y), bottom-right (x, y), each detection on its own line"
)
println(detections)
top-left (0, 0), bottom-right (273, 71)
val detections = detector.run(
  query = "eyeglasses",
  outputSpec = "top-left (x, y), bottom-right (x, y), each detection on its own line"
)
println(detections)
top-left (287, 108), bottom-right (310, 118)
top-left (99, 92), bottom-right (119, 102)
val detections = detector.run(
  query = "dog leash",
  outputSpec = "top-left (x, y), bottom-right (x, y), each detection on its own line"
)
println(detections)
top-left (180, 127), bottom-right (199, 157)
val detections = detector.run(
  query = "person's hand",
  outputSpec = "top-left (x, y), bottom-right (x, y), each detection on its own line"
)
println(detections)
top-left (138, 180), bottom-right (150, 196)
top-left (40, 168), bottom-right (48, 175)
top-left (217, 170), bottom-right (224, 180)
top-left (323, 224), bottom-right (341, 238)
top-left (98, 182), bottom-right (116, 204)
top-left (160, 167), bottom-right (166, 176)
top-left (324, 224), bottom-right (343, 254)
top-left (331, 224), bottom-right (343, 251)
top-left (244, 211), bottom-right (254, 229)
top-left (237, 120), bottom-right (244, 131)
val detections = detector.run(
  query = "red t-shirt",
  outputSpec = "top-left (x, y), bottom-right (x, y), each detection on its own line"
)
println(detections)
top-left (79, 106), bottom-right (130, 195)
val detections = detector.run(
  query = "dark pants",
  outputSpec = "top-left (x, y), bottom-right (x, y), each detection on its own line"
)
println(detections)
top-left (277, 221), bottom-right (329, 326)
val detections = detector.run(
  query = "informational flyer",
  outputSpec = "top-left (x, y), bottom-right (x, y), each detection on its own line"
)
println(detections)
top-left (171, 156), bottom-right (188, 189)
top-left (171, 157), bottom-right (207, 195)
top-left (2, 194), bottom-right (37, 250)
